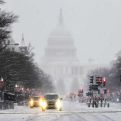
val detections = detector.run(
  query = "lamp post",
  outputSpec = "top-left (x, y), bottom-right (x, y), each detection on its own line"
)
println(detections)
top-left (0, 77), bottom-right (5, 100)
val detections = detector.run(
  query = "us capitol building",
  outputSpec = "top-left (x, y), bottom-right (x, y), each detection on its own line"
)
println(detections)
top-left (41, 10), bottom-right (85, 94)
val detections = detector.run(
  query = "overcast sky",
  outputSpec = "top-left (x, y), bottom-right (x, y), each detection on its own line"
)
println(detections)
top-left (3, 0), bottom-right (121, 66)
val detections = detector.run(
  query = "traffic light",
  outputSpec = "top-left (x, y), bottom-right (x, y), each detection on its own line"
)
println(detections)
top-left (96, 77), bottom-right (102, 85)
top-left (89, 85), bottom-right (92, 91)
top-left (89, 84), bottom-right (98, 91)
top-left (102, 77), bottom-right (106, 86)
top-left (86, 92), bottom-right (93, 96)
top-left (90, 76), bottom-right (94, 83)
top-left (86, 92), bottom-right (90, 96)
top-left (104, 89), bottom-right (107, 94)
top-left (92, 84), bottom-right (98, 90)
top-left (120, 75), bottom-right (121, 82)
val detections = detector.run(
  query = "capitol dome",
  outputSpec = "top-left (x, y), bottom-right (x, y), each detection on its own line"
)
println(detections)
top-left (41, 9), bottom-right (83, 94)
top-left (44, 9), bottom-right (78, 62)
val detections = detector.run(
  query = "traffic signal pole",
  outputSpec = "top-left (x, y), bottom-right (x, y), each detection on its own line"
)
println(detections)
top-left (87, 75), bottom-right (109, 108)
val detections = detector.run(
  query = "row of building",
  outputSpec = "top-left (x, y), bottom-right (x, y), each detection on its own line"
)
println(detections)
top-left (4, 34), bottom-right (29, 55)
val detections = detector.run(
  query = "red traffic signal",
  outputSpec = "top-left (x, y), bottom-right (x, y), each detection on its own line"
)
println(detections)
top-left (103, 77), bottom-right (107, 86)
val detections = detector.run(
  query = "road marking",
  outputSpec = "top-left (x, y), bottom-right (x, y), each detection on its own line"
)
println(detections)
top-left (101, 114), bottom-right (117, 121)
top-left (0, 110), bottom-right (121, 115)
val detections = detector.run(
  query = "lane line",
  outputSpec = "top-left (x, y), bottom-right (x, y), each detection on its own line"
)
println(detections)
top-left (0, 110), bottom-right (121, 115)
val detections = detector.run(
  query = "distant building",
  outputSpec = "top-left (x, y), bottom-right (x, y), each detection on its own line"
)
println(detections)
top-left (5, 34), bottom-right (29, 55)
top-left (5, 39), bottom-right (19, 52)
top-left (19, 34), bottom-right (29, 55)
top-left (41, 9), bottom-right (84, 94)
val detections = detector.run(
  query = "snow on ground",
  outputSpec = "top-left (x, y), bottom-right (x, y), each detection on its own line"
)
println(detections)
top-left (63, 100), bottom-right (121, 112)
top-left (0, 101), bottom-right (121, 121)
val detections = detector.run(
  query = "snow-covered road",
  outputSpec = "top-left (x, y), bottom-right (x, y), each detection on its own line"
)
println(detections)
top-left (0, 101), bottom-right (121, 121)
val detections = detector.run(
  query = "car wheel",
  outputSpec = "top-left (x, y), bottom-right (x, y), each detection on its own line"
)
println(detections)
top-left (58, 108), bottom-right (62, 111)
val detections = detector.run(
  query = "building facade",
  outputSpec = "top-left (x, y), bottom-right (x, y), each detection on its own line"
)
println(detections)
top-left (41, 10), bottom-right (84, 94)
top-left (5, 34), bottom-right (29, 55)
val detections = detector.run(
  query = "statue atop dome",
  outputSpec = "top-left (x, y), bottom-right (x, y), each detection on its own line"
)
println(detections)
top-left (58, 8), bottom-right (64, 26)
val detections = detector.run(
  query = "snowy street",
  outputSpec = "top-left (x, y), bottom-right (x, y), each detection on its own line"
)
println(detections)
top-left (1, 0), bottom-right (121, 121)
top-left (0, 101), bottom-right (121, 121)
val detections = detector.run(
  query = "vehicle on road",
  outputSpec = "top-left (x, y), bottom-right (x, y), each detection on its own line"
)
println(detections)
top-left (28, 96), bottom-right (48, 111)
top-left (28, 96), bottom-right (41, 108)
top-left (44, 93), bottom-right (63, 111)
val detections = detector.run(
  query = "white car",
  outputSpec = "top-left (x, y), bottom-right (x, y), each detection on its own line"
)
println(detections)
top-left (44, 93), bottom-right (63, 111)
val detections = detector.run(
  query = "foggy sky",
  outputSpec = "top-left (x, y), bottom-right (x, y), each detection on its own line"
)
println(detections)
top-left (3, 0), bottom-right (121, 66)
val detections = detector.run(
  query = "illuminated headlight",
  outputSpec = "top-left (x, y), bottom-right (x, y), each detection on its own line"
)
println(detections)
top-left (117, 98), bottom-right (119, 102)
top-left (55, 99), bottom-right (62, 110)
top-left (29, 99), bottom-right (34, 106)
top-left (39, 99), bottom-right (47, 109)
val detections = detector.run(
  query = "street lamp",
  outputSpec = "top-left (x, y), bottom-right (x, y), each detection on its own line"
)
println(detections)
top-left (15, 84), bottom-right (20, 92)
top-left (0, 77), bottom-right (4, 88)
top-left (15, 84), bottom-right (18, 88)
top-left (0, 77), bottom-right (4, 82)
top-left (0, 77), bottom-right (5, 100)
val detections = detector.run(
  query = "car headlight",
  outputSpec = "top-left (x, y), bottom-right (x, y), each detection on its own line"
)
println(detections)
top-left (55, 99), bottom-right (62, 110)
top-left (39, 98), bottom-right (47, 109)
top-left (29, 99), bottom-right (34, 106)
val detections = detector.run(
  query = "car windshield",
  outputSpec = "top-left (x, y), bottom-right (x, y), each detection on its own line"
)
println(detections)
top-left (45, 94), bottom-right (59, 100)
top-left (32, 97), bottom-right (40, 100)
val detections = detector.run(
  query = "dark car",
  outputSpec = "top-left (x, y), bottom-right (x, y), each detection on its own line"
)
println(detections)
top-left (44, 93), bottom-right (62, 111)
